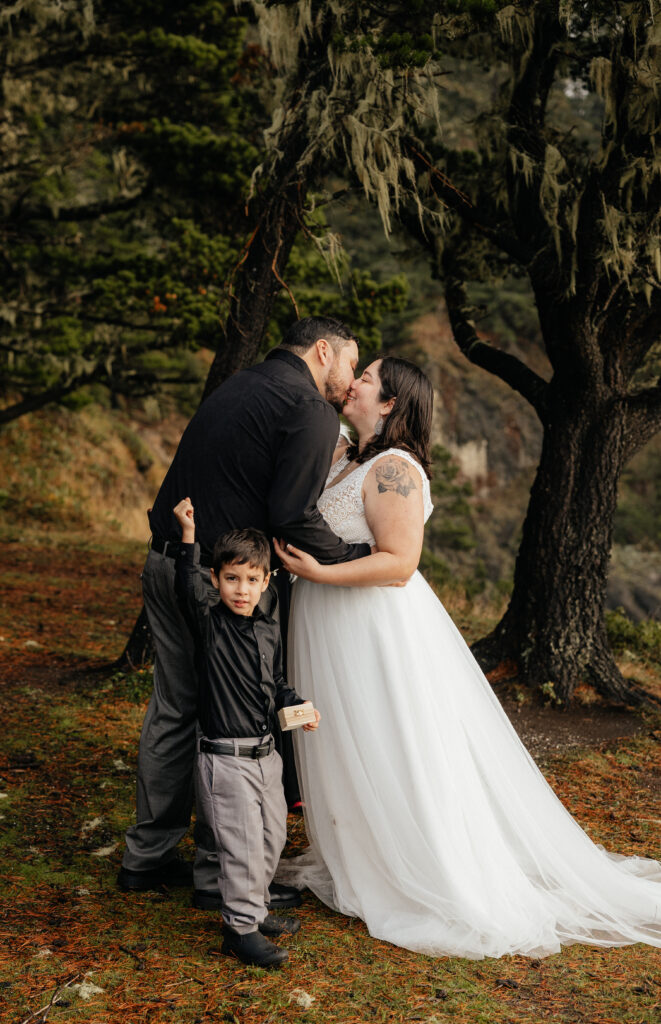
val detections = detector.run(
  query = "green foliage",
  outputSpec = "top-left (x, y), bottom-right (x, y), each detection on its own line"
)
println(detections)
top-left (420, 445), bottom-right (490, 598)
top-left (256, 0), bottom-right (659, 401)
top-left (614, 439), bottom-right (661, 549)
top-left (106, 669), bottom-right (154, 704)
top-left (426, 445), bottom-right (476, 551)
top-left (467, 274), bottom-right (542, 349)
top-left (428, 2), bottom-right (659, 369)
top-left (418, 545), bottom-right (453, 591)
top-left (263, 216), bottom-right (411, 355)
top-left (539, 680), bottom-right (562, 707)
top-left (0, 2), bottom-right (261, 418)
top-left (282, 266), bottom-right (410, 354)
top-left (606, 608), bottom-right (661, 669)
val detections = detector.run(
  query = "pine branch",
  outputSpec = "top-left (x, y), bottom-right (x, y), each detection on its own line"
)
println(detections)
top-left (0, 367), bottom-right (201, 426)
top-left (78, 314), bottom-right (164, 332)
top-left (4, 309), bottom-right (165, 333)
top-left (0, 369), bottom-right (105, 426)
top-left (11, 186), bottom-right (151, 224)
top-left (443, 269), bottom-right (549, 422)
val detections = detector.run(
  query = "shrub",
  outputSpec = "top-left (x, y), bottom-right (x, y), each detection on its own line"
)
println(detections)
top-left (605, 608), bottom-right (661, 668)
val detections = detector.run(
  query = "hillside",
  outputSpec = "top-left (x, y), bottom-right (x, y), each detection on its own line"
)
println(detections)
top-left (0, 404), bottom-right (186, 545)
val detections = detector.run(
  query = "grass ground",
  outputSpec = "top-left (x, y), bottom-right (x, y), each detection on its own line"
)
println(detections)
top-left (0, 535), bottom-right (659, 1024)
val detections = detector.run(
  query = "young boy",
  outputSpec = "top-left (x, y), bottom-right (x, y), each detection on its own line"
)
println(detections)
top-left (173, 497), bottom-right (320, 968)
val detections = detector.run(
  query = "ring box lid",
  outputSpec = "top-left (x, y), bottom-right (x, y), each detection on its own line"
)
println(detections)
top-left (278, 700), bottom-right (316, 731)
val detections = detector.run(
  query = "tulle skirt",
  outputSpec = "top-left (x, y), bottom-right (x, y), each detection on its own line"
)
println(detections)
top-left (277, 572), bottom-right (661, 958)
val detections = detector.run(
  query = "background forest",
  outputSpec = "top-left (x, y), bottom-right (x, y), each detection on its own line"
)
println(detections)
top-left (1, 4), bottom-right (661, 1022)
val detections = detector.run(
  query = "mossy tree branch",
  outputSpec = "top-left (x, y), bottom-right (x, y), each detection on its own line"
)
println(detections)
top-left (442, 267), bottom-right (549, 422)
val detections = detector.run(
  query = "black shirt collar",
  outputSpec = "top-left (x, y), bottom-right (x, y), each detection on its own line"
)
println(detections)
top-left (264, 348), bottom-right (319, 391)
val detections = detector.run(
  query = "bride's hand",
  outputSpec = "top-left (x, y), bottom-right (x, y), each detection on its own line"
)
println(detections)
top-left (273, 538), bottom-right (324, 582)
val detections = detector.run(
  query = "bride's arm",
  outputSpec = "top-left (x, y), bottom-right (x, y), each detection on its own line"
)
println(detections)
top-left (274, 454), bottom-right (424, 586)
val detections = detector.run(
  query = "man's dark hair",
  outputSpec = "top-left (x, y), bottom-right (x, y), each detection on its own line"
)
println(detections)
top-left (212, 528), bottom-right (271, 576)
top-left (280, 316), bottom-right (356, 355)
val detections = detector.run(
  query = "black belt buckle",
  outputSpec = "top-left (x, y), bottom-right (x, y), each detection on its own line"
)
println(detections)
top-left (252, 738), bottom-right (271, 759)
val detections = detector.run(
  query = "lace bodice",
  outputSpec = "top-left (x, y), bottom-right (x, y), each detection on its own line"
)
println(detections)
top-left (318, 448), bottom-right (433, 546)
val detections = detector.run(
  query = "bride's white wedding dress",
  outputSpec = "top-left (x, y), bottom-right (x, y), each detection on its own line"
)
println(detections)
top-left (278, 448), bottom-right (661, 959)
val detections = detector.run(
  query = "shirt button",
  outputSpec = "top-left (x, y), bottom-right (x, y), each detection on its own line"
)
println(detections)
top-left (262, 654), bottom-right (266, 660)
top-left (261, 724), bottom-right (267, 732)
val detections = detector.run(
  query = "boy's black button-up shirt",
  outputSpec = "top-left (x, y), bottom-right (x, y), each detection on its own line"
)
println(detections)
top-left (148, 348), bottom-right (370, 565)
top-left (175, 543), bottom-right (304, 739)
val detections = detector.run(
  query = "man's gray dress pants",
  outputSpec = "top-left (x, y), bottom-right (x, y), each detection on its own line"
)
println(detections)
top-left (122, 547), bottom-right (220, 888)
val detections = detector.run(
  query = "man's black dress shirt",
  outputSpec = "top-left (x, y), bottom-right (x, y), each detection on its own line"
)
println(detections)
top-left (175, 543), bottom-right (304, 739)
top-left (149, 348), bottom-right (371, 564)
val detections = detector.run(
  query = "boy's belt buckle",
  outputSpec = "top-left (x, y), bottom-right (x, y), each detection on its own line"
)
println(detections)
top-left (252, 738), bottom-right (272, 759)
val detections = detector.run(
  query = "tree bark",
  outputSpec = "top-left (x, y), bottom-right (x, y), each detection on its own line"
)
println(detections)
top-left (472, 372), bottom-right (654, 706)
top-left (201, 181), bottom-right (304, 398)
top-left (113, 606), bottom-right (153, 670)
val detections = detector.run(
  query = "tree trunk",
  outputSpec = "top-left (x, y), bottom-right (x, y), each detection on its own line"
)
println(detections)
top-left (202, 184), bottom-right (304, 398)
top-left (113, 606), bottom-right (154, 670)
top-left (472, 376), bottom-right (651, 706)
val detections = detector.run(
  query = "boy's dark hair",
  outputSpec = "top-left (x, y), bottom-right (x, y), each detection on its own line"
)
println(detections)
top-left (280, 316), bottom-right (356, 355)
top-left (212, 528), bottom-right (271, 576)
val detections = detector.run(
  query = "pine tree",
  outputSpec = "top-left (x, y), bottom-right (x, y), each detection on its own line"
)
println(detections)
top-left (0, 0), bottom-right (257, 422)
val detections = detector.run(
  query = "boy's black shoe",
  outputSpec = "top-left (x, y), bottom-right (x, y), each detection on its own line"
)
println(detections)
top-left (193, 881), bottom-right (302, 911)
top-left (221, 927), bottom-right (289, 967)
top-left (117, 856), bottom-right (193, 892)
top-left (259, 913), bottom-right (301, 937)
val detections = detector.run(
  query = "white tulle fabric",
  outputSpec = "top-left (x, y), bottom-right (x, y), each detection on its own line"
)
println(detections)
top-left (277, 448), bottom-right (661, 959)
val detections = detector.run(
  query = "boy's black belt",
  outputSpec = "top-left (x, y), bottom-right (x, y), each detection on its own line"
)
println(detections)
top-left (151, 536), bottom-right (213, 568)
top-left (199, 737), bottom-right (275, 759)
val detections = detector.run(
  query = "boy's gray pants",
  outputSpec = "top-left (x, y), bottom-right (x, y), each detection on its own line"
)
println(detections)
top-left (195, 740), bottom-right (288, 932)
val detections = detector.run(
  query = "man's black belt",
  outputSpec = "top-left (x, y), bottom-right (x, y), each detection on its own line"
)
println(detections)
top-left (151, 536), bottom-right (213, 568)
top-left (199, 737), bottom-right (275, 759)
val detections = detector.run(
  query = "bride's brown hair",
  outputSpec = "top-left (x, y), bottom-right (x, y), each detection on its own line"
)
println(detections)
top-left (345, 356), bottom-right (433, 478)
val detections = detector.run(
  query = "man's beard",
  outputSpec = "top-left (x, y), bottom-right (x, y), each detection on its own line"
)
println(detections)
top-left (324, 365), bottom-right (348, 412)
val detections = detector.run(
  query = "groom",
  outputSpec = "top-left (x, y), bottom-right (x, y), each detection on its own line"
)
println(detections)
top-left (118, 316), bottom-right (371, 910)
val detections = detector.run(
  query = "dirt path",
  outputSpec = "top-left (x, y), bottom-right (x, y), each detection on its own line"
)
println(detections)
top-left (494, 685), bottom-right (650, 758)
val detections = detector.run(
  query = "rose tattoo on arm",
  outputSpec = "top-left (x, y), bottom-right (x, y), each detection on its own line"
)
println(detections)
top-left (375, 457), bottom-right (417, 497)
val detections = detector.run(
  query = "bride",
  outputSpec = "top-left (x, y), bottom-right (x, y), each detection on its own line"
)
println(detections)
top-left (274, 355), bottom-right (661, 960)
